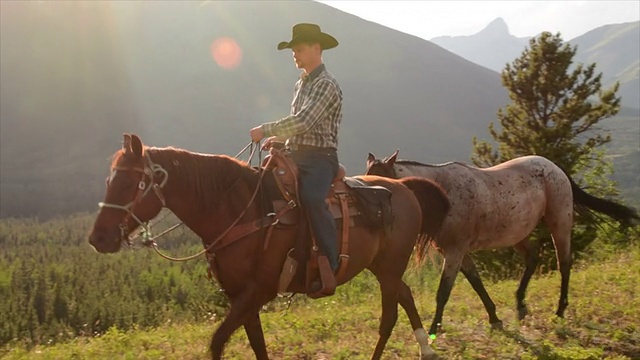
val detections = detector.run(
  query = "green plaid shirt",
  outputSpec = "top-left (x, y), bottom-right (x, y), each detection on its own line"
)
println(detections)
top-left (261, 64), bottom-right (342, 149)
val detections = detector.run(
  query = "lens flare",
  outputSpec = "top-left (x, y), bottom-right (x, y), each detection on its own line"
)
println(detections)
top-left (210, 37), bottom-right (242, 70)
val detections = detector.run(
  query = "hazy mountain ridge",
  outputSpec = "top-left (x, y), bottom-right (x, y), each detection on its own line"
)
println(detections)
top-left (571, 21), bottom-right (640, 110)
top-left (0, 1), bottom-right (637, 218)
top-left (431, 17), bottom-right (531, 73)
top-left (432, 18), bottom-right (640, 110)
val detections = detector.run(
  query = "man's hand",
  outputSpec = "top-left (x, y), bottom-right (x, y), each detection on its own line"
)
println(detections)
top-left (249, 126), bottom-right (264, 142)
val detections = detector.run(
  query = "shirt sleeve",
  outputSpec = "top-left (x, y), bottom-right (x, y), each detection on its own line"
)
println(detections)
top-left (261, 79), bottom-right (338, 138)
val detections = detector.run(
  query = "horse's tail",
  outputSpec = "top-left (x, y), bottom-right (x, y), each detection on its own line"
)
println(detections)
top-left (562, 170), bottom-right (639, 227)
top-left (399, 176), bottom-right (450, 262)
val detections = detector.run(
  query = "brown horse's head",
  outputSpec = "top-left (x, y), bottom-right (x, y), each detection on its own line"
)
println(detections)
top-left (89, 133), bottom-right (165, 253)
top-left (366, 150), bottom-right (399, 178)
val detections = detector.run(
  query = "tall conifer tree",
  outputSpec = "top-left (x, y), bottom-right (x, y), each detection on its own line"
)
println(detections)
top-left (472, 32), bottom-right (620, 172)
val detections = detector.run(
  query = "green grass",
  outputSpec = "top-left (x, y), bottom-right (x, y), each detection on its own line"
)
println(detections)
top-left (2, 247), bottom-right (639, 360)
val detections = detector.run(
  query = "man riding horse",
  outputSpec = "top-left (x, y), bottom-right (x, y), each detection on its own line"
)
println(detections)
top-left (250, 23), bottom-right (342, 293)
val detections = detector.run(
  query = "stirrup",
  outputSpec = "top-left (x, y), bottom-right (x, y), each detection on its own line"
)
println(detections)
top-left (308, 255), bottom-right (336, 298)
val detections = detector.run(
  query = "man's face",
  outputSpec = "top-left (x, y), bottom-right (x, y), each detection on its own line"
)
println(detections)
top-left (291, 42), bottom-right (320, 70)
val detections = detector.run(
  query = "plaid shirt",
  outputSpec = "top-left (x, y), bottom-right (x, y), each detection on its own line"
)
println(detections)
top-left (261, 64), bottom-right (342, 149)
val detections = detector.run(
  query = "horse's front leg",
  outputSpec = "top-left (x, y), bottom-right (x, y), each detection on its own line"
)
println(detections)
top-left (370, 274), bottom-right (401, 360)
top-left (210, 286), bottom-right (267, 360)
top-left (244, 313), bottom-right (268, 360)
top-left (428, 255), bottom-right (462, 337)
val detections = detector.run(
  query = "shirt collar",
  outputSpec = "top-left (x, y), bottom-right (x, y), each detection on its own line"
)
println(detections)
top-left (301, 64), bottom-right (325, 83)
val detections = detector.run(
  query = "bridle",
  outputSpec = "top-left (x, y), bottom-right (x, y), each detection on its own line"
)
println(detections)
top-left (98, 155), bottom-right (168, 246)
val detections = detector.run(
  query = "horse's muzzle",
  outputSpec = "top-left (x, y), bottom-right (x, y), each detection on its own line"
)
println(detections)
top-left (89, 229), bottom-right (121, 253)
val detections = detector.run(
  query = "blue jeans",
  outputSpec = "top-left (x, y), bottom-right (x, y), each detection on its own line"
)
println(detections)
top-left (289, 148), bottom-right (340, 271)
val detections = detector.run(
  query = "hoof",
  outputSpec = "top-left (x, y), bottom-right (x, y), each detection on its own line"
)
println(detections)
top-left (490, 320), bottom-right (503, 330)
top-left (518, 306), bottom-right (529, 320)
top-left (309, 280), bottom-right (322, 293)
top-left (421, 353), bottom-right (439, 360)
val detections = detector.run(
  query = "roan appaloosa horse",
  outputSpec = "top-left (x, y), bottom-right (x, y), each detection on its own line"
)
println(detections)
top-left (366, 150), bottom-right (639, 338)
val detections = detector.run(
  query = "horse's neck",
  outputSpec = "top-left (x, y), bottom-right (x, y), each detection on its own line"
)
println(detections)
top-left (152, 150), bottom-right (257, 239)
top-left (164, 196), bottom-right (211, 239)
top-left (397, 163), bottom-right (448, 178)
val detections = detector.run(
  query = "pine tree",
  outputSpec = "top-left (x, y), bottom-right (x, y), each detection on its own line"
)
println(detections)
top-left (472, 31), bottom-right (620, 172)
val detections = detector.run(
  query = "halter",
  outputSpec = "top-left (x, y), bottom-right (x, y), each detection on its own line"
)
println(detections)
top-left (98, 155), bottom-right (169, 246)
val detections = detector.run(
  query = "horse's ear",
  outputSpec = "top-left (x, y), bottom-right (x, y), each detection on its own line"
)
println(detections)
top-left (130, 134), bottom-right (144, 158)
top-left (367, 152), bottom-right (376, 167)
top-left (386, 149), bottom-right (399, 165)
top-left (123, 133), bottom-right (132, 153)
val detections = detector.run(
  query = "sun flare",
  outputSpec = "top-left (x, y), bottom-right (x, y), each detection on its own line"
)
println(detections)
top-left (210, 37), bottom-right (242, 70)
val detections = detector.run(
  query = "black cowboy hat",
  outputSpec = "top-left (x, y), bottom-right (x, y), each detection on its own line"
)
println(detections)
top-left (277, 23), bottom-right (339, 50)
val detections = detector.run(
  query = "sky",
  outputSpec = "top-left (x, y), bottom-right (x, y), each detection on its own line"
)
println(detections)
top-left (318, 1), bottom-right (640, 40)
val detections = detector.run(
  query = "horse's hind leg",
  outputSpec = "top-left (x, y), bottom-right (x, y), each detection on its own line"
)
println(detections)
top-left (513, 238), bottom-right (540, 320)
top-left (556, 254), bottom-right (571, 318)
top-left (460, 254), bottom-right (502, 329)
top-left (542, 175), bottom-right (575, 318)
top-left (548, 224), bottom-right (572, 317)
top-left (398, 281), bottom-right (438, 360)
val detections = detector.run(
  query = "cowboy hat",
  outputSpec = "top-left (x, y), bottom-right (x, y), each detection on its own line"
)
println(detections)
top-left (277, 23), bottom-right (339, 50)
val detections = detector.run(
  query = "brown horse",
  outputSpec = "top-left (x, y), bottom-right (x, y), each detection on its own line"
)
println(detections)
top-left (89, 134), bottom-right (450, 360)
top-left (366, 150), bottom-right (639, 338)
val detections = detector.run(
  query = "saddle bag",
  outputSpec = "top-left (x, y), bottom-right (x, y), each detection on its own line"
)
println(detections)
top-left (344, 178), bottom-right (394, 233)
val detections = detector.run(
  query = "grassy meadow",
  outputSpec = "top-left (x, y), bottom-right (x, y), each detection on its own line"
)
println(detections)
top-left (2, 245), bottom-right (638, 360)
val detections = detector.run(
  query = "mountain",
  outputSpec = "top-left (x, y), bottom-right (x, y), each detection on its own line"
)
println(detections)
top-left (430, 18), bottom-right (531, 74)
top-left (570, 21), bottom-right (640, 110)
top-left (431, 18), bottom-right (640, 110)
top-left (0, 1), bottom-right (637, 219)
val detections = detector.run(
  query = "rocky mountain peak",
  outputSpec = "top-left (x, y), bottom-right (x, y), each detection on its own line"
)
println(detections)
top-left (478, 17), bottom-right (510, 37)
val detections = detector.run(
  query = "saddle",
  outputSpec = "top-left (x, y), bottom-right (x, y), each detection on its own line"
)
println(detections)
top-left (261, 147), bottom-right (394, 298)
